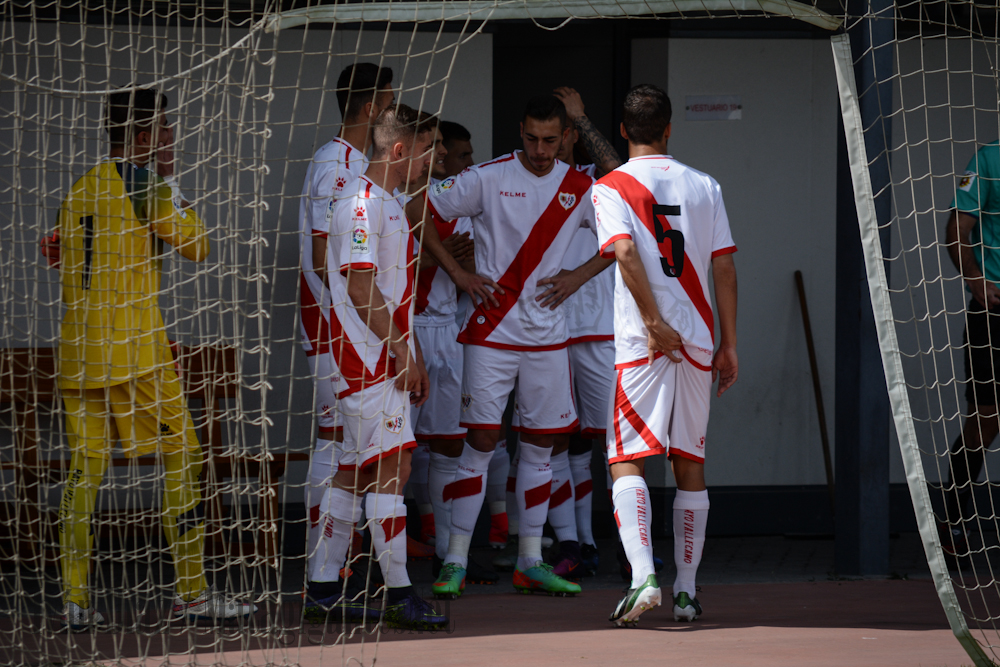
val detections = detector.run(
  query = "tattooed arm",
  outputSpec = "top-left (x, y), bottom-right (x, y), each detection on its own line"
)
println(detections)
top-left (554, 86), bottom-right (623, 178)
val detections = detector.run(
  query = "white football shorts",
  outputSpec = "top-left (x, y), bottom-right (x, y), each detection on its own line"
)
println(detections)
top-left (309, 350), bottom-right (342, 432)
top-left (606, 349), bottom-right (712, 465)
top-left (412, 317), bottom-right (466, 441)
top-left (569, 339), bottom-right (615, 437)
top-left (336, 379), bottom-right (417, 471)
top-left (462, 344), bottom-right (578, 434)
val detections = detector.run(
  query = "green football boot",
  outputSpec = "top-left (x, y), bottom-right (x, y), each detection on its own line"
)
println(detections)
top-left (513, 562), bottom-right (581, 596)
top-left (609, 575), bottom-right (662, 627)
top-left (672, 591), bottom-right (703, 621)
top-left (431, 562), bottom-right (466, 600)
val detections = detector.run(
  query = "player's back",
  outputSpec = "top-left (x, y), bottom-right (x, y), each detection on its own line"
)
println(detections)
top-left (58, 160), bottom-right (173, 389)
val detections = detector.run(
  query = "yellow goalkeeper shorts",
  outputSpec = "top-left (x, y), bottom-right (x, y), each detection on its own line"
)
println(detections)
top-left (62, 368), bottom-right (200, 459)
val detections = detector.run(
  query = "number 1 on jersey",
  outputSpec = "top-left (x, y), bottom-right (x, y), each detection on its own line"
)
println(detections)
top-left (651, 204), bottom-right (684, 277)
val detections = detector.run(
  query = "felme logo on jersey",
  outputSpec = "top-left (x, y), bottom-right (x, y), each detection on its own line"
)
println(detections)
top-left (558, 192), bottom-right (576, 210)
top-left (432, 176), bottom-right (456, 196)
top-left (384, 415), bottom-right (405, 434)
top-left (352, 226), bottom-right (369, 254)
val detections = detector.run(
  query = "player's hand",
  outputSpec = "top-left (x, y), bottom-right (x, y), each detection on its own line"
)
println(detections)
top-left (712, 344), bottom-right (738, 397)
top-left (646, 319), bottom-right (682, 364)
top-left (453, 269), bottom-right (503, 309)
top-left (968, 276), bottom-right (1000, 310)
top-left (442, 232), bottom-right (474, 264)
top-left (410, 353), bottom-right (430, 407)
top-left (553, 87), bottom-right (586, 121)
top-left (390, 342), bottom-right (421, 393)
top-left (156, 123), bottom-right (176, 178)
top-left (536, 269), bottom-right (585, 310)
top-left (40, 229), bottom-right (61, 268)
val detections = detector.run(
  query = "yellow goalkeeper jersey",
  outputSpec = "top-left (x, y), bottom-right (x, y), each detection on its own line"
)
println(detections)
top-left (57, 158), bottom-right (209, 390)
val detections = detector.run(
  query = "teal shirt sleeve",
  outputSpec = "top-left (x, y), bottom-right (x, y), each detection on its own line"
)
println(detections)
top-left (953, 147), bottom-right (990, 216)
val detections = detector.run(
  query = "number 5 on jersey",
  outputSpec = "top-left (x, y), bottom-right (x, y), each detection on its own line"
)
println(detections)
top-left (651, 204), bottom-right (683, 278)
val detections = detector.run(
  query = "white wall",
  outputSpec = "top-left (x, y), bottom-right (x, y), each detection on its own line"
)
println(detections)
top-left (0, 22), bottom-right (492, 507)
top-left (633, 37), bottom-right (840, 487)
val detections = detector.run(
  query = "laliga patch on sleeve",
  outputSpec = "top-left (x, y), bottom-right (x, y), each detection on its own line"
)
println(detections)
top-left (351, 225), bottom-right (370, 254)
top-left (325, 197), bottom-right (336, 223)
top-left (959, 171), bottom-right (977, 192)
top-left (432, 176), bottom-right (456, 196)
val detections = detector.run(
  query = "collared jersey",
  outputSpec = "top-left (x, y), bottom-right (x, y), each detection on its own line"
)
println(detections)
top-left (428, 152), bottom-right (596, 350)
top-left (57, 159), bottom-right (209, 389)
top-left (299, 137), bottom-right (367, 356)
top-left (327, 175), bottom-right (415, 399)
top-left (953, 141), bottom-right (1000, 284)
top-left (593, 155), bottom-right (736, 369)
top-left (562, 162), bottom-right (613, 342)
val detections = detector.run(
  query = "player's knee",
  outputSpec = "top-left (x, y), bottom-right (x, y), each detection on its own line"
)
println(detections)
top-left (467, 429), bottom-right (499, 452)
top-left (430, 439), bottom-right (463, 457)
top-left (671, 456), bottom-right (706, 491)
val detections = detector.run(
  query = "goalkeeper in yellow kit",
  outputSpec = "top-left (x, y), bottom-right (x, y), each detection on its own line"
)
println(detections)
top-left (54, 87), bottom-right (255, 631)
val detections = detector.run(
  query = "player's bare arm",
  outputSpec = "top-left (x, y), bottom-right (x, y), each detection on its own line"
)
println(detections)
top-left (536, 253), bottom-right (614, 309)
top-left (406, 193), bottom-right (502, 307)
top-left (711, 253), bottom-right (738, 397)
top-left (311, 233), bottom-right (327, 287)
top-left (612, 237), bottom-right (682, 363)
top-left (553, 87), bottom-right (623, 177)
top-left (946, 209), bottom-right (999, 309)
top-left (412, 334), bottom-right (430, 407)
top-left (413, 231), bottom-right (473, 269)
top-left (345, 267), bottom-right (420, 395)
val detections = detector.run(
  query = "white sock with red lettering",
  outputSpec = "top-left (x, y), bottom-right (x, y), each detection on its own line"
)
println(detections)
top-left (366, 493), bottom-right (411, 589)
top-left (444, 442), bottom-right (493, 568)
top-left (612, 475), bottom-right (655, 589)
top-left (306, 439), bottom-right (336, 565)
top-left (486, 440), bottom-right (509, 512)
top-left (569, 452), bottom-right (594, 546)
top-left (547, 450), bottom-right (577, 543)
top-left (516, 441), bottom-right (552, 571)
top-left (673, 489), bottom-right (709, 598)
top-left (410, 442), bottom-right (431, 515)
top-left (506, 448), bottom-right (520, 536)
top-left (309, 486), bottom-right (360, 583)
top-left (428, 451), bottom-right (458, 561)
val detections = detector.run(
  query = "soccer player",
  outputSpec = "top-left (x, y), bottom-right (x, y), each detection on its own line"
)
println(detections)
top-left (425, 95), bottom-right (613, 598)
top-left (55, 87), bottom-right (255, 630)
top-left (593, 84), bottom-right (738, 626)
top-left (299, 62), bottom-right (395, 621)
top-left (941, 140), bottom-right (1000, 568)
top-left (321, 104), bottom-right (447, 630)
top-left (405, 123), bottom-right (501, 585)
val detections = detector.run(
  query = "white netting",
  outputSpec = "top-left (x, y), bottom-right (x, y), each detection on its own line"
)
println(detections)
top-left (0, 1), bottom-right (852, 666)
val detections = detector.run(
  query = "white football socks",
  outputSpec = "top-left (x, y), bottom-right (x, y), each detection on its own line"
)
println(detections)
top-left (410, 442), bottom-right (432, 516)
top-left (428, 451), bottom-right (458, 560)
top-left (366, 493), bottom-right (411, 589)
top-left (547, 450), bottom-right (578, 543)
top-left (306, 439), bottom-right (337, 563)
top-left (308, 485), bottom-right (359, 584)
top-left (506, 448), bottom-right (520, 536)
top-left (516, 441), bottom-right (552, 571)
top-left (673, 489), bottom-right (709, 598)
top-left (612, 475), bottom-right (655, 589)
top-left (486, 440), bottom-right (509, 513)
top-left (569, 452), bottom-right (594, 546)
top-left (444, 443), bottom-right (493, 568)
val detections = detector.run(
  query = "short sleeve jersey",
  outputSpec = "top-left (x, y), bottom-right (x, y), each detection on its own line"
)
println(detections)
top-left (327, 175), bottom-right (415, 398)
top-left (593, 155), bottom-right (736, 368)
top-left (953, 141), bottom-right (1000, 284)
top-left (413, 188), bottom-right (473, 321)
top-left (58, 159), bottom-right (208, 389)
top-left (299, 137), bottom-right (367, 356)
top-left (428, 152), bottom-right (596, 350)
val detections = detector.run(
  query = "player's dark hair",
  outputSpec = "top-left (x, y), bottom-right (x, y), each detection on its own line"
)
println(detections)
top-left (440, 120), bottom-right (471, 147)
top-left (104, 87), bottom-right (167, 147)
top-left (522, 95), bottom-right (568, 128)
top-left (337, 63), bottom-right (393, 120)
top-left (622, 84), bottom-right (672, 146)
top-left (372, 103), bottom-right (435, 156)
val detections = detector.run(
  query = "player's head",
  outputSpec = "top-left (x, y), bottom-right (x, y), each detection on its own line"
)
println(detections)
top-left (520, 95), bottom-right (569, 176)
top-left (372, 103), bottom-right (437, 183)
top-left (430, 126), bottom-right (449, 181)
top-left (439, 121), bottom-right (474, 177)
top-left (337, 63), bottom-right (394, 129)
top-left (104, 86), bottom-right (171, 165)
top-left (620, 83), bottom-right (672, 149)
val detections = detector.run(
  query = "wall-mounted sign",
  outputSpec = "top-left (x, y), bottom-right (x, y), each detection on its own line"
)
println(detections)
top-left (685, 95), bottom-right (742, 121)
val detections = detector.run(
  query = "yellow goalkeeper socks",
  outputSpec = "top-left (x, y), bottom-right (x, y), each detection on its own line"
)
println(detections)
top-left (59, 452), bottom-right (109, 609)
top-left (162, 449), bottom-right (208, 602)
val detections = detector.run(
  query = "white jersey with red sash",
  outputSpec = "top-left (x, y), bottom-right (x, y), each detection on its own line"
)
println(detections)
top-left (428, 152), bottom-right (596, 350)
top-left (327, 175), bottom-right (415, 399)
top-left (414, 187), bottom-right (473, 321)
